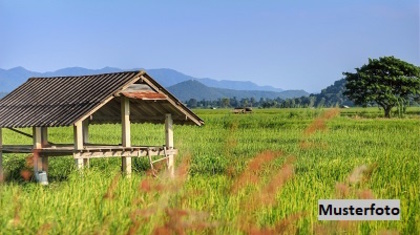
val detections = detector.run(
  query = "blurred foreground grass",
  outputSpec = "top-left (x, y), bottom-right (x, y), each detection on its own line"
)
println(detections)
top-left (0, 107), bottom-right (419, 234)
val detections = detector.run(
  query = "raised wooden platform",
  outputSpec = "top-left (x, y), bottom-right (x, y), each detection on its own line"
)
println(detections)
top-left (1, 144), bottom-right (177, 159)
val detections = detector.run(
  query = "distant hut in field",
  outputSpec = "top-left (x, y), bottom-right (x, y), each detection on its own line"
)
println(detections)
top-left (233, 107), bottom-right (253, 114)
top-left (0, 70), bottom-right (204, 183)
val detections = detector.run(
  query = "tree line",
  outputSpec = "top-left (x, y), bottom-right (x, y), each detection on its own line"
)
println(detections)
top-left (185, 95), bottom-right (346, 109)
top-left (186, 56), bottom-right (420, 118)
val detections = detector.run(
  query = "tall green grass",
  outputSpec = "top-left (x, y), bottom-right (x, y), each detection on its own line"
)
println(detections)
top-left (0, 108), bottom-right (419, 234)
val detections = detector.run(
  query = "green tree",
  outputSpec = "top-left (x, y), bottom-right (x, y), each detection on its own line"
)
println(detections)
top-left (187, 98), bottom-right (198, 108)
top-left (250, 97), bottom-right (256, 107)
top-left (221, 98), bottom-right (230, 108)
top-left (343, 56), bottom-right (420, 118)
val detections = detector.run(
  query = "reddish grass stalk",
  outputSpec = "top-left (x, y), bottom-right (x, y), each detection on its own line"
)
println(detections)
top-left (103, 173), bottom-right (120, 200)
top-left (20, 154), bottom-right (35, 181)
top-left (152, 208), bottom-right (214, 235)
top-left (304, 108), bottom-right (340, 135)
top-left (36, 223), bottom-right (52, 235)
top-left (241, 156), bottom-right (295, 214)
top-left (231, 151), bottom-right (282, 193)
top-left (259, 157), bottom-right (295, 206)
top-left (237, 155), bottom-right (297, 232)
top-left (129, 154), bottom-right (193, 235)
top-left (357, 189), bottom-right (375, 199)
top-left (335, 183), bottom-right (350, 198)
top-left (243, 212), bottom-right (304, 235)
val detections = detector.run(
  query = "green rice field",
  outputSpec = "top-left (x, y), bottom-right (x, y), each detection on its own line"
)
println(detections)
top-left (0, 107), bottom-right (419, 234)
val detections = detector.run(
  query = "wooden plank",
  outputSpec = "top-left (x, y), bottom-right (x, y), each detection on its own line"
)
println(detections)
top-left (165, 113), bottom-right (175, 177)
top-left (120, 91), bottom-right (167, 100)
top-left (76, 149), bottom-right (178, 158)
top-left (121, 96), bottom-right (132, 176)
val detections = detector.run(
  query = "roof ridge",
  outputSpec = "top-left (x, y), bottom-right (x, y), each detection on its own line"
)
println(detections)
top-left (27, 70), bottom-right (143, 80)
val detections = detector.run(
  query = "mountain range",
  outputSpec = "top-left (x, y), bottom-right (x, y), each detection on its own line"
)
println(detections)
top-left (0, 66), bottom-right (308, 100)
top-left (168, 80), bottom-right (306, 101)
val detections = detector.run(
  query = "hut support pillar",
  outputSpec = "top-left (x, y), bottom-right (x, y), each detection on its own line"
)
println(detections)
top-left (33, 127), bottom-right (42, 174)
top-left (121, 96), bottom-right (132, 176)
top-left (0, 128), bottom-right (3, 182)
top-left (83, 119), bottom-right (89, 144)
top-left (74, 121), bottom-right (84, 169)
top-left (82, 119), bottom-right (89, 167)
top-left (165, 113), bottom-right (174, 177)
top-left (40, 127), bottom-right (48, 173)
top-left (33, 127), bottom-right (48, 184)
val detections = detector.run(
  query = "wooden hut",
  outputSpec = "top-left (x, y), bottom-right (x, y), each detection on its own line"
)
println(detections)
top-left (0, 70), bottom-right (204, 182)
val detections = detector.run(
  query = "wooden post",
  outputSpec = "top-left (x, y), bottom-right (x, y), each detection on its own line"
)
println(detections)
top-left (33, 127), bottom-right (42, 149)
top-left (121, 97), bottom-right (131, 147)
top-left (165, 113), bottom-right (174, 177)
top-left (82, 119), bottom-right (89, 167)
top-left (41, 127), bottom-right (48, 146)
top-left (40, 127), bottom-right (49, 173)
top-left (82, 119), bottom-right (89, 144)
top-left (33, 127), bottom-right (42, 174)
top-left (121, 96), bottom-right (132, 176)
top-left (74, 121), bottom-right (84, 169)
top-left (0, 128), bottom-right (3, 182)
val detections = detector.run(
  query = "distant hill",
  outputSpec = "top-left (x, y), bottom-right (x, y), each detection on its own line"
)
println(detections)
top-left (197, 78), bottom-right (283, 92)
top-left (167, 80), bottom-right (308, 101)
top-left (0, 67), bottom-right (289, 93)
top-left (147, 69), bottom-right (285, 92)
top-left (146, 68), bottom-right (195, 87)
top-left (43, 66), bottom-right (126, 76)
top-left (0, 66), bottom-right (127, 92)
top-left (310, 78), bottom-right (353, 107)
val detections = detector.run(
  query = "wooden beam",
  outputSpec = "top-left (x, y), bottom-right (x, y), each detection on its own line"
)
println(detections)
top-left (74, 121), bottom-right (84, 169)
top-left (73, 72), bottom-right (143, 125)
top-left (121, 96), bottom-right (132, 176)
top-left (140, 74), bottom-right (203, 126)
top-left (75, 149), bottom-right (178, 158)
top-left (165, 113), bottom-right (174, 177)
top-left (0, 128), bottom-right (3, 182)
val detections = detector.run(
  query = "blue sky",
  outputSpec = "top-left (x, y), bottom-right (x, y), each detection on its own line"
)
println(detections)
top-left (0, 0), bottom-right (418, 92)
